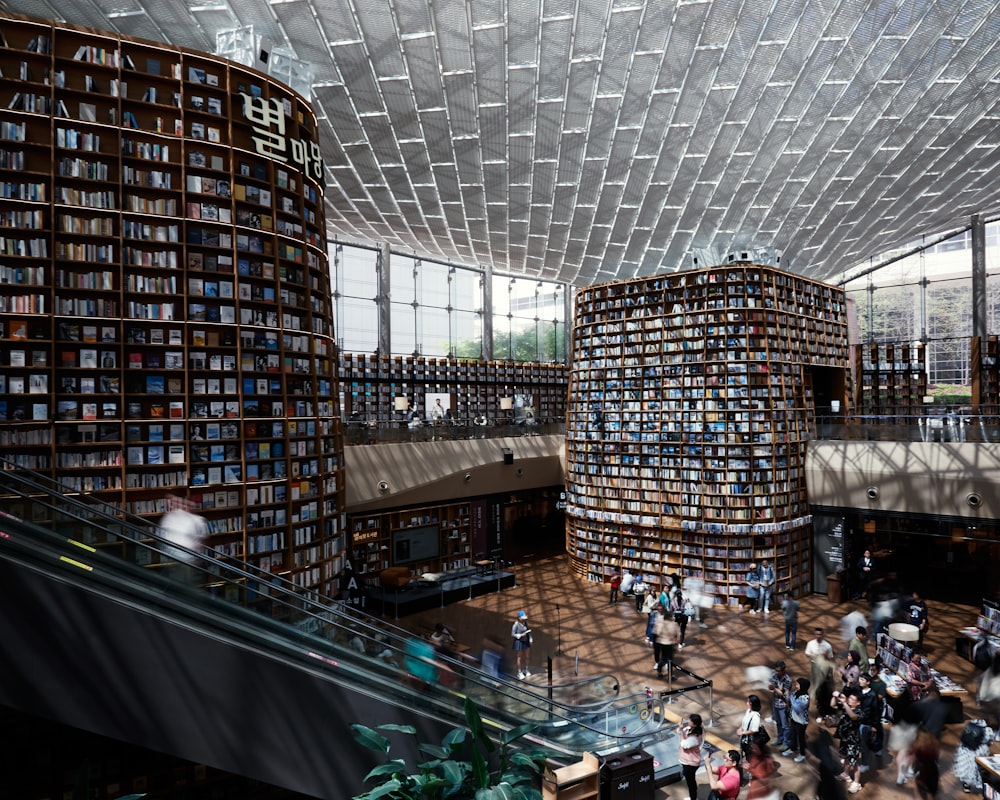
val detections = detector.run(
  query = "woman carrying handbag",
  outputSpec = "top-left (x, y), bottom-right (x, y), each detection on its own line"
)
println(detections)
top-left (737, 694), bottom-right (768, 760)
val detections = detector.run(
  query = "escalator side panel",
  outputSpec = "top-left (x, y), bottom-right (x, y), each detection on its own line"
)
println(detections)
top-left (0, 558), bottom-right (446, 799)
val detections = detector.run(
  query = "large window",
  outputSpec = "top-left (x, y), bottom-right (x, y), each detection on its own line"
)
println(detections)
top-left (844, 220), bottom-right (1000, 394)
top-left (492, 278), bottom-right (567, 362)
top-left (331, 243), bottom-right (378, 353)
top-left (331, 241), bottom-right (567, 362)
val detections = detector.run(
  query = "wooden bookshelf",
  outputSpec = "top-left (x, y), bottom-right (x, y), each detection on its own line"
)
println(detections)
top-left (348, 501), bottom-right (476, 586)
top-left (565, 265), bottom-right (849, 605)
top-left (973, 335), bottom-right (999, 416)
top-left (853, 341), bottom-right (927, 420)
top-left (340, 353), bottom-right (569, 426)
top-left (0, 13), bottom-right (344, 596)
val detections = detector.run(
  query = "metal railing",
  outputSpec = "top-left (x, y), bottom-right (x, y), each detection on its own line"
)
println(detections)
top-left (0, 458), bottom-right (675, 761)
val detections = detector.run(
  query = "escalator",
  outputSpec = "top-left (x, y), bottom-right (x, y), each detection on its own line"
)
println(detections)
top-left (0, 463), bottom-right (675, 797)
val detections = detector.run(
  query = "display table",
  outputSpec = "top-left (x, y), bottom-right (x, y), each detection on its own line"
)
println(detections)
top-left (880, 668), bottom-right (966, 698)
top-left (977, 755), bottom-right (1000, 800)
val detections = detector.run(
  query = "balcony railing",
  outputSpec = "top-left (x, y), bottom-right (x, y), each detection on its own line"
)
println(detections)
top-left (814, 408), bottom-right (1000, 443)
top-left (343, 417), bottom-right (564, 445)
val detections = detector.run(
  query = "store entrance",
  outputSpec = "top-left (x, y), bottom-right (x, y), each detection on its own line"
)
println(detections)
top-left (841, 512), bottom-right (999, 606)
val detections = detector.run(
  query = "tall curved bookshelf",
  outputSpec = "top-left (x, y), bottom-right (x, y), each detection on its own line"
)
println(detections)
top-left (565, 264), bottom-right (849, 605)
top-left (0, 13), bottom-right (345, 595)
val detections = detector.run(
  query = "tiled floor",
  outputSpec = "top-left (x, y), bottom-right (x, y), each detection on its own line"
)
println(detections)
top-left (395, 553), bottom-right (988, 799)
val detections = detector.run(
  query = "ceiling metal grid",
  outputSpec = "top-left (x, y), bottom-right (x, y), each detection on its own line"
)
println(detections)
top-left (12, 0), bottom-right (1000, 286)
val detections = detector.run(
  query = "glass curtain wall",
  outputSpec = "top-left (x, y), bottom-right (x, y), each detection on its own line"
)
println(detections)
top-left (492, 278), bottom-right (567, 363)
top-left (843, 220), bottom-right (1000, 398)
top-left (330, 241), bottom-right (567, 362)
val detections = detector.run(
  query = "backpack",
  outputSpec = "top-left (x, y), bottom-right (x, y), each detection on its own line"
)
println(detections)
top-left (960, 720), bottom-right (986, 750)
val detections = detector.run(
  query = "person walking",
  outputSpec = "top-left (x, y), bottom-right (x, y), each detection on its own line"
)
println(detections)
top-left (911, 728), bottom-right (940, 799)
top-left (609, 570), bottom-right (621, 604)
top-left (633, 574), bottom-right (647, 612)
top-left (620, 568), bottom-right (635, 596)
top-left (746, 741), bottom-right (779, 800)
top-left (953, 718), bottom-right (994, 793)
top-left (653, 605), bottom-right (681, 678)
top-left (159, 494), bottom-right (209, 584)
top-left (671, 589), bottom-right (690, 647)
top-left (678, 713), bottom-right (704, 800)
top-left (511, 610), bottom-right (532, 679)
top-left (977, 651), bottom-right (1000, 729)
top-left (848, 626), bottom-right (870, 674)
top-left (782, 591), bottom-right (800, 650)
top-left (805, 627), bottom-right (836, 708)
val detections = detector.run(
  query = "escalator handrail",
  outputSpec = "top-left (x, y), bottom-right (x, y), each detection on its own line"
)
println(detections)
top-left (0, 462), bottom-right (651, 750)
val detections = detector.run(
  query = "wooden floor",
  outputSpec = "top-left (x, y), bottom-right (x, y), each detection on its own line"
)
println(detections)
top-left (393, 552), bottom-right (987, 800)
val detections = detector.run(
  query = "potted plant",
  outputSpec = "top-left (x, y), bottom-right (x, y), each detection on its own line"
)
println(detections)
top-left (351, 696), bottom-right (550, 799)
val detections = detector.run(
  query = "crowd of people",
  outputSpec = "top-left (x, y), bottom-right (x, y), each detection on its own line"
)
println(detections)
top-left (672, 604), bottom-right (1000, 800)
top-left (351, 556), bottom-right (1000, 800)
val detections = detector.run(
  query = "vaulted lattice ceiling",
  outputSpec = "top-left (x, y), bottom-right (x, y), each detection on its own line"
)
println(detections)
top-left (13, 0), bottom-right (1000, 287)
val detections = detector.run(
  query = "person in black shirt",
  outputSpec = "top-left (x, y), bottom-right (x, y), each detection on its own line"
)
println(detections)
top-left (907, 591), bottom-right (929, 650)
top-left (856, 549), bottom-right (875, 599)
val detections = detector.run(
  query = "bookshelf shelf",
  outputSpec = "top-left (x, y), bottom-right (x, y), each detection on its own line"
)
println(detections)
top-left (340, 353), bottom-right (569, 427)
top-left (565, 265), bottom-right (849, 605)
top-left (0, 12), bottom-right (344, 597)
top-left (852, 342), bottom-right (927, 421)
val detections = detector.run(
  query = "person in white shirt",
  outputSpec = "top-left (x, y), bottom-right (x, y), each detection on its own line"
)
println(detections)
top-left (805, 627), bottom-right (836, 709)
top-left (430, 398), bottom-right (445, 422)
top-left (632, 574), bottom-right (647, 612)
top-left (159, 495), bottom-right (208, 583)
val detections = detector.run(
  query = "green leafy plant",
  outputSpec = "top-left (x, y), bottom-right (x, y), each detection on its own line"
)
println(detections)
top-left (351, 696), bottom-right (549, 799)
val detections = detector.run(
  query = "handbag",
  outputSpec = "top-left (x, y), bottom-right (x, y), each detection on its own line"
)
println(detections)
top-left (754, 726), bottom-right (771, 746)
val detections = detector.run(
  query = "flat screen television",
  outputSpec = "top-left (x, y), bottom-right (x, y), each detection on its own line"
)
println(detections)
top-left (392, 524), bottom-right (439, 565)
